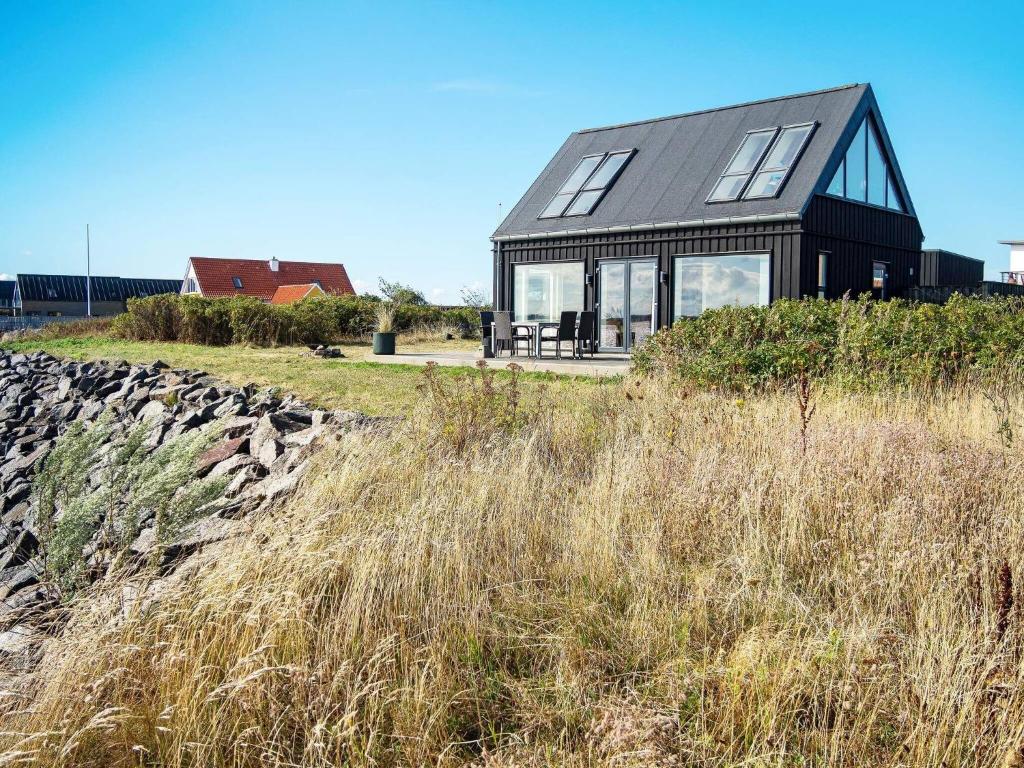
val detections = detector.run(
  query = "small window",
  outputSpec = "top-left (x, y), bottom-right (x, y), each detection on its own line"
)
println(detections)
top-left (744, 123), bottom-right (816, 199)
top-left (707, 128), bottom-right (777, 202)
top-left (539, 150), bottom-right (635, 218)
top-left (817, 252), bottom-right (828, 299)
top-left (232, 276), bottom-right (243, 289)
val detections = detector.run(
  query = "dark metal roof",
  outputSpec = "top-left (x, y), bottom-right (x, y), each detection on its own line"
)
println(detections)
top-left (120, 277), bottom-right (184, 299)
top-left (0, 281), bottom-right (16, 308)
top-left (16, 274), bottom-right (182, 302)
top-left (493, 83), bottom-right (916, 240)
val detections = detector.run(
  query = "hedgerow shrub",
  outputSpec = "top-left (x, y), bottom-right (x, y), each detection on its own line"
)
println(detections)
top-left (111, 294), bottom-right (483, 346)
top-left (632, 294), bottom-right (1024, 391)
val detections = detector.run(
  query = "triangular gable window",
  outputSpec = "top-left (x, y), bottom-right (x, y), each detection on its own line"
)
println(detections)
top-left (826, 115), bottom-right (904, 212)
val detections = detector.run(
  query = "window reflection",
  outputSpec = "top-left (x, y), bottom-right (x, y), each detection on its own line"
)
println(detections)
top-left (673, 253), bottom-right (770, 319)
top-left (513, 262), bottom-right (585, 322)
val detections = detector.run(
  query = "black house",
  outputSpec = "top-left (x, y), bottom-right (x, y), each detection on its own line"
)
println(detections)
top-left (16, 274), bottom-right (182, 317)
top-left (492, 83), bottom-right (938, 352)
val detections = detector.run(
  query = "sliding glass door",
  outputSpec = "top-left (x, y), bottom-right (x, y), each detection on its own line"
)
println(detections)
top-left (597, 258), bottom-right (657, 352)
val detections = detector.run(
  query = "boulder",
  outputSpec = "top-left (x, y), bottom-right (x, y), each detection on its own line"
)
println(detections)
top-left (195, 437), bottom-right (249, 477)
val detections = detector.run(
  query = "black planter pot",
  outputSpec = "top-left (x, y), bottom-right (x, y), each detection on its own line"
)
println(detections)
top-left (372, 332), bottom-right (396, 355)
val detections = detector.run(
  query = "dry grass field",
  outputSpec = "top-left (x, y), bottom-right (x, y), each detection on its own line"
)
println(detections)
top-left (2, 362), bottom-right (1023, 767)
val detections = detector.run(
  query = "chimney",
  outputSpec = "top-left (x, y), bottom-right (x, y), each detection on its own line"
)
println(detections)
top-left (269, 257), bottom-right (280, 272)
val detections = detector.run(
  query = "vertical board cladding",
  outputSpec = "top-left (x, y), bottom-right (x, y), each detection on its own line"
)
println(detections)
top-left (801, 195), bottom-right (924, 298)
top-left (918, 250), bottom-right (984, 287)
top-left (493, 219), bottom-right (803, 327)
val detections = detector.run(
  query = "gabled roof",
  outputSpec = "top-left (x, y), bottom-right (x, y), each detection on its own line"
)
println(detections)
top-left (16, 274), bottom-right (182, 303)
top-left (493, 83), bottom-right (916, 240)
top-left (187, 257), bottom-right (354, 301)
top-left (270, 283), bottom-right (326, 305)
top-left (0, 281), bottom-right (16, 309)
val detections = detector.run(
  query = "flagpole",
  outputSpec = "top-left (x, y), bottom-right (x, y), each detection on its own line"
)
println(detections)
top-left (86, 224), bottom-right (92, 317)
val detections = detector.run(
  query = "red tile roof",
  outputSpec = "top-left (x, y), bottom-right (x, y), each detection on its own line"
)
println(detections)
top-left (188, 257), bottom-right (355, 301)
top-left (270, 283), bottom-right (326, 305)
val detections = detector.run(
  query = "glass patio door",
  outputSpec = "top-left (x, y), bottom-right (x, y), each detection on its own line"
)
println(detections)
top-left (597, 259), bottom-right (657, 352)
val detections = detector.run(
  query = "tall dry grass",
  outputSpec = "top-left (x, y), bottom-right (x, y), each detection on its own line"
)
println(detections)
top-left (3, 369), bottom-right (1024, 767)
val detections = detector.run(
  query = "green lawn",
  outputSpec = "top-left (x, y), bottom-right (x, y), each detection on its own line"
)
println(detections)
top-left (7, 336), bottom-right (612, 415)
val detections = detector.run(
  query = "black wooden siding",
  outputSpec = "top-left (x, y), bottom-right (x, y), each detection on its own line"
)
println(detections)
top-left (493, 195), bottom-right (924, 327)
top-left (494, 218), bottom-right (803, 328)
top-left (918, 250), bottom-right (984, 287)
top-left (801, 195), bottom-right (923, 299)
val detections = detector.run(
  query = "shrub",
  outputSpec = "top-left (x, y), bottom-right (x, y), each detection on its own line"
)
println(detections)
top-left (32, 416), bottom-right (226, 594)
top-left (111, 294), bottom-right (483, 346)
top-left (633, 294), bottom-right (1024, 391)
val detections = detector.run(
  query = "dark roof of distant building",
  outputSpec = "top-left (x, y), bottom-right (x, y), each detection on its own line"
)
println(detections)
top-left (16, 274), bottom-right (182, 303)
top-left (187, 257), bottom-right (354, 301)
top-left (0, 281), bottom-right (16, 308)
top-left (493, 83), bottom-right (915, 239)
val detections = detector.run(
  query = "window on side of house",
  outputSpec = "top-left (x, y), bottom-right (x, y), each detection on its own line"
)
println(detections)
top-left (818, 252), bottom-right (828, 299)
top-left (512, 262), bottom-right (585, 322)
top-left (744, 123), bottom-right (816, 199)
top-left (539, 150), bottom-right (636, 219)
top-left (672, 253), bottom-right (770, 320)
top-left (232, 276), bottom-right (243, 289)
top-left (707, 128), bottom-right (778, 202)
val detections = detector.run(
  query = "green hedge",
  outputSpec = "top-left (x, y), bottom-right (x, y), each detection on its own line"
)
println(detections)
top-left (110, 294), bottom-right (483, 346)
top-left (631, 294), bottom-right (1024, 390)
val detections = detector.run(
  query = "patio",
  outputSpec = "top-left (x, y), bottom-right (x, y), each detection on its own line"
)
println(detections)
top-left (369, 348), bottom-right (630, 377)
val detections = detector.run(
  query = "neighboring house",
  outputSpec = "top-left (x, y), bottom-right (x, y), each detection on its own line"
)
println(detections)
top-left (270, 283), bottom-right (327, 305)
top-left (0, 281), bottom-right (18, 316)
top-left (16, 275), bottom-right (182, 317)
top-left (492, 83), bottom-right (978, 352)
top-left (182, 257), bottom-right (354, 301)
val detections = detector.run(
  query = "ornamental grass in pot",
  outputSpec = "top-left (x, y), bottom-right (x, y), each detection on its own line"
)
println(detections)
top-left (372, 302), bottom-right (397, 355)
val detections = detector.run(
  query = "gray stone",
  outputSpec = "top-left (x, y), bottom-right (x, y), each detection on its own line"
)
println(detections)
top-left (208, 453), bottom-right (258, 480)
top-left (255, 438), bottom-right (283, 468)
top-left (137, 399), bottom-right (168, 422)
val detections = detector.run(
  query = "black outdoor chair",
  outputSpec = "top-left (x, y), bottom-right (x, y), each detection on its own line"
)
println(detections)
top-left (492, 311), bottom-right (514, 357)
top-left (539, 311), bottom-right (578, 359)
top-left (479, 310), bottom-right (494, 354)
top-left (576, 311), bottom-right (596, 358)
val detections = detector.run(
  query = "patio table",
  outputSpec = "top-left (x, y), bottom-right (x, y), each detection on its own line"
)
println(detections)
top-left (491, 321), bottom-right (562, 358)
top-left (511, 320), bottom-right (573, 358)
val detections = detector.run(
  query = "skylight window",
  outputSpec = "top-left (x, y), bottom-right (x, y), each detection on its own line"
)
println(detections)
top-left (707, 128), bottom-right (777, 202)
top-left (538, 150), bottom-right (635, 219)
top-left (744, 123), bottom-right (816, 199)
top-left (232, 276), bottom-right (243, 289)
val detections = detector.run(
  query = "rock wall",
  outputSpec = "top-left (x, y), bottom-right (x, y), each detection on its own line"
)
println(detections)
top-left (0, 349), bottom-right (373, 670)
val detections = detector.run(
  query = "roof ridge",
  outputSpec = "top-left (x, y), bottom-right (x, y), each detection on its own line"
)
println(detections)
top-left (576, 83), bottom-right (864, 134)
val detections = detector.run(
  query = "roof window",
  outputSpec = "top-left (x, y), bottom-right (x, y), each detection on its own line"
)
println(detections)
top-left (232, 276), bottom-right (243, 289)
top-left (744, 123), bottom-right (816, 199)
top-left (708, 123), bottom-right (816, 202)
top-left (707, 128), bottom-right (777, 202)
top-left (539, 150), bottom-right (635, 219)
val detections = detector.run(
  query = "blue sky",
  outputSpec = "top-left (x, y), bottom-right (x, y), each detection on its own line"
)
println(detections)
top-left (2, 1), bottom-right (1021, 299)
